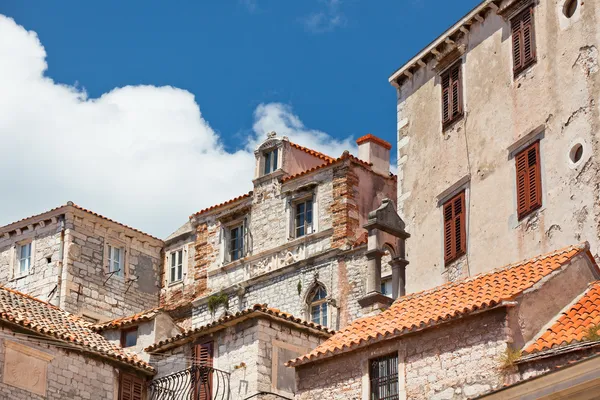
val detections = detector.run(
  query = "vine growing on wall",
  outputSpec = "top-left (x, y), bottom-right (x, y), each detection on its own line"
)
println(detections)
top-left (207, 292), bottom-right (229, 315)
top-left (297, 281), bottom-right (302, 296)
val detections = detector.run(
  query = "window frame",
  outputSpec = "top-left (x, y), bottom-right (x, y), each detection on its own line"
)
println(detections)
top-left (515, 141), bottom-right (542, 220)
top-left (369, 353), bottom-right (400, 400)
top-left (263, 148), bottom-right (279, 176)
top-left (308, 286), bottom-right (328, 327)
top-left (381, 276), bottom-right (393, 298)
top-left (119, 372), bottom-right (145, 400)
top-left (107, 244), bottom-right (124, 277)
top-left (294, 198), bottom-right (314, 238)
top-left (441, 61), bottom-right (464, 130)
top-left (120, 326), bottom-right (138, 348)
top-left (227, 222), bottom-right (245, 263)
top-left (169, 249), bottom-right (184, 283)
top-left (443, 191), bottom-right (466, 265)
top-left (17, 241), bottom-right (33, 276)
top-left (511, 5), bottom-right (537, 77)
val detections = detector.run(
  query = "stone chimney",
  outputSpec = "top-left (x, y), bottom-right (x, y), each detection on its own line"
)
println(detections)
top-left (356, 134), bottom-right (392, 175)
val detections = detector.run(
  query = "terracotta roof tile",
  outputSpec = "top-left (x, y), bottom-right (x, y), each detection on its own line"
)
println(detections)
top-left (0, 286), bottom-right (154, 373)
top-left (281, 151), bottom-right (375, 183)
top-left (523, 281), bottom-right (600, 355)
top-left (289, 244), bottom-right (590, 367)
top-left (191, 192), bottom-right (253, 218)
top-left (146, 304), bottom-right (333, 353)
top-left (288, 141), bottom-right (335, 163)
top-left (356, 134), bottom-right (392, 150)
top-left (92, 308), bottom-right (162, 331)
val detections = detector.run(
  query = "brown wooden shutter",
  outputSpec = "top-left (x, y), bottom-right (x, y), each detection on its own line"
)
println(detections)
top-left (512, 6), bottom-right (536, 75)
top-left (119, 373), bottom-right (144, 400)
top-left (441, 63), bottom-right (463, 128)
top-left (194, 341), bottom-right (214, 400)
top-left (516, 142), bottom-right (542, 219)
top-left (443, 192), bottom-right (466, 265)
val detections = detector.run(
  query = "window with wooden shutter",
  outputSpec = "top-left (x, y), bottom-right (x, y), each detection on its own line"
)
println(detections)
top-left (511, 6), bottom-right (536, 76)
top-left (193, 341), bottom-right (214, 400)
top-left (119, 373), bottom-right (144, 400)
top-left (443, 191), bottom-right (466, 265)
top-left (515, 141), bottom-right (542, 219)
top-left (441, 62), bottom-right (463, 129)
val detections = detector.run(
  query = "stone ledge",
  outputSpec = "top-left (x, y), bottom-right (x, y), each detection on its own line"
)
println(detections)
top-left (358, 292), bottom-right (394, 309)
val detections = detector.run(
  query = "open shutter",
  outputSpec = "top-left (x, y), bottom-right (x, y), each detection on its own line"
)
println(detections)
top-left (516, 142), bottom-right (542, 219)
top-left (454, 192), bottom-right (466, 257)
top-left (119, 373), bottom-right (144, 400)
top-left (512, 6), bottom-right (536, 75)
top-left (451, 65), bottom-right (461, 119)
top-left (443, 192), bottom-right (466, 265)
top-left (443, 202), bottom-right (454, 262)
top-left (442, 74), bottom-right (450, 125)
top-left (441, 63), bottom-right (463, 127)
top-left (522, 7), bottom-right (535, 65)
top-left (194, 342), bottom-right (214, 400)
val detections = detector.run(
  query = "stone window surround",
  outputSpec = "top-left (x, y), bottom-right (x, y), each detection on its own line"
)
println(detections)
top-left (220, 216), bottom-right (248, 265)
top-left (303, 282), bottom-right (331, 328)
top-left (103, 237), bottom-right (130, 279)
top-left (287, 190), bottom-right (319, 240)
top-left (166, 246), bottom-right (188, 286)
top-left (437, 177), bottom-right (471, 272)
top-left (10, 236), bottom-right (36, 281)
top-left (255, 139), bottom-right (283, 180)
top-left (360, 343), bottom-right (406, 400)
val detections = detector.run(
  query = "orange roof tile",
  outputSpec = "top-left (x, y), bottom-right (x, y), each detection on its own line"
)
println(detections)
top-left (92, 308), bottom-right (162, 331)
top-left (523, 281), bottom-right (600, 355)
top-left (289, 141), bottom-right (335, 163)
top-left (281, 151), bottom-right (376, 183)
top-left (0, 286), bottom-right (154, 373)
top-left (289, 244), bottom-right (591, 367)
top-left (191, 192), bottom-right (253, 218)
top-left (356, 134), bottom-right (392, 150)
top-left (146, 304), bottom-right (333, 353)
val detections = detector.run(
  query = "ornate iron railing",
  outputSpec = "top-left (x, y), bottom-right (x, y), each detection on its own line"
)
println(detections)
top-left (148, 365), bottom-right (230, 400)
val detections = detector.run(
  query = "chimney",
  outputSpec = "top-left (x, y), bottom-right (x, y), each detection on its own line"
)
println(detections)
top-left (356, 134), bottom-right (392, 176)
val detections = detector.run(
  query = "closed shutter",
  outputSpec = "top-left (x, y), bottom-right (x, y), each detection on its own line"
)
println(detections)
top-left (119, 373), bottom-right (144, 400)
top-left (512, 6), bottom-right (536, 75)
top-left (443, 192), bottom-right (466, 265)
top-left (441, 63), bottom-right (463, 127)
top-left (516, 142), bottom-right (542, 219)
top-left (194, 342), bottom-right (214, 400)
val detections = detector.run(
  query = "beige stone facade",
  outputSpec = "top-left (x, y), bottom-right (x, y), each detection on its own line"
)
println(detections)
top-left (392, 0), bottom-right (600, 293)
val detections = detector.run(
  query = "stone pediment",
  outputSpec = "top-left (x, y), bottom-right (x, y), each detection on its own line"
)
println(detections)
top-left (364, 198), bottom-right (410, 239)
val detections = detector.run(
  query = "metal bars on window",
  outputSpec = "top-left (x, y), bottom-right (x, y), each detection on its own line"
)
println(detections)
top-left (369, 353), bottom-right (399, 400)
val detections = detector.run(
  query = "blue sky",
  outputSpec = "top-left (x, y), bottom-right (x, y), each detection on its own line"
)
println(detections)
top-left (0, 0), bottom-right (481, 237)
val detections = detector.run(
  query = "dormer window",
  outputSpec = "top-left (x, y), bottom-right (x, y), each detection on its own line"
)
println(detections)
top-left (263, 148), bottom-right (278, 175)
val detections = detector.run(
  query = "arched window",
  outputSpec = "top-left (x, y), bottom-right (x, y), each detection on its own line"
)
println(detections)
top-left (309, 286), bottom-right (328, 326)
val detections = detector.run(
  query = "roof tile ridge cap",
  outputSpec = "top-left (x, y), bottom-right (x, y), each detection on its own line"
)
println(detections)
top-left (0, 285), bottom-right (61, 309)
top-left (288, 141), bottom-right (335, 161)
top-left (191, 191), bottom-right (253, 217)
top-left (0, 203), bottom-right (69, 232)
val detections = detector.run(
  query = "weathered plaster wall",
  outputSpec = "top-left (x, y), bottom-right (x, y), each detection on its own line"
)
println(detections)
top-left (296, 310), bottom-right (508, 400)
top-left (396, 0), bottom-right (600, 293)
top-left (0, 328), bottom-right (125, 400)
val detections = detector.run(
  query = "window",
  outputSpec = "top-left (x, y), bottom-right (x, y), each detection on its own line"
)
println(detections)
top-left (194, 341), bottom-right (214, 400)
top-left (381, 277), bottom-right (393, 297)
top-left (120, 327), bottom-right (138, 348)
top-left (516, 141), bottom-right (542, 220)
top-left (108, 245), bottom-right (123, 276)
top-left (443, 191), bottom-right (466, 265)
top-left (512, 6), bottom-right (536, 76)
top-left (369, 353), bottom-right (399, 400)
top-left (229, 223), bottom-right (245, 262)
top-left (119, 373), bottom-right (144, 400)
top-left (441, 62), bottom-right (463, 128)
top-left (309, 286), bottom-right (328, 326)
top-left (18, 242), bottom-right (32, 275)
top-left (295, 199), bottom-right (313, 238)
top-left (170, 249), bottom-right (183, 283)
top-left (263, 148), bottom-right (278, 175)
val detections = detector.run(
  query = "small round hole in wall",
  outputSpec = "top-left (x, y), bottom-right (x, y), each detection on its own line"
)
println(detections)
top-left (570, 143), bottom-right (583, 164)
top-left (563, 0), bottom-right (578, 18)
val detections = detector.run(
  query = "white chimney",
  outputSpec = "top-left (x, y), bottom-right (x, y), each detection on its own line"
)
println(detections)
top-left (356, 134), bottom-right (391, 175)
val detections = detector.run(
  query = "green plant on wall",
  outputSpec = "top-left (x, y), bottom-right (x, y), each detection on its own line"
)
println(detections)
top-left (207, 292), bottom-right (229, 315)
top-left (297, 280), bottom-right (302, 296)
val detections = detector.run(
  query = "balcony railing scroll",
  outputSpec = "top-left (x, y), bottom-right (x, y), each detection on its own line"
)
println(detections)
top-left (148, 365), bottom-right (230, 400)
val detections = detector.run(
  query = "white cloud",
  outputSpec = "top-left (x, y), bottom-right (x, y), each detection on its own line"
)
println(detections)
top-left (303, 0), bottom-right (345, 33)
top-left (0, 15), bottom-right (355, 238)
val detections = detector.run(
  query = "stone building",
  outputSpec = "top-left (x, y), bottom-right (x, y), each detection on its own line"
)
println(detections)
top-left (0, 202), bottom-right (163, 322)
top-left (161, 132), bottom-right (399, 331)
top-left (291, 243), bottom-right (600, 400)
top-left (389, 0), bottom-right (600, 292)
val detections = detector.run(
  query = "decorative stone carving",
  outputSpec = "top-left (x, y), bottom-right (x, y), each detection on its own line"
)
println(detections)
top-left (3, 340), bottom-right (53, 396)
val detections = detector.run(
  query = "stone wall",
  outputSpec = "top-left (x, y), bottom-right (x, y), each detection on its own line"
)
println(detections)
top-left (295, 310), bottom-right (509, 400)
top-left (394, 0), bottom-right (600, 293)
top-left (61, 210), bottom-right (162, 321)
top-left (0, 327), bottom-right (125, 400)
top-left (0, 218), bottom-right (63, 303)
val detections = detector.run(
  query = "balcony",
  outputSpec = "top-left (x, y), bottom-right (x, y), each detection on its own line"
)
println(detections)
top-left (148, 365), bottom-right (230, 400)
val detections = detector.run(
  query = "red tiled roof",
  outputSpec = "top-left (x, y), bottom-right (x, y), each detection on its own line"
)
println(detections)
top-left (0, 286), bottom-right (154, 374)
top-left (289, 244), bottom-right (591, 367)
top-left (0, 202), bottom-right (162, 242)
top-left (281, 151), bottom-right (375, 183)
top-left (92, 308), bottom-right (162, 332)
top-left (523, 281), bottom-right (600, 355)
top-left (146, 304), bottom-right (333, 353)
top-left (288, 141), bottom-right (335, 163)
top-left (191, 192), bottom-right (253, 218)
top-left (356, 134), bottom-right (392, 150)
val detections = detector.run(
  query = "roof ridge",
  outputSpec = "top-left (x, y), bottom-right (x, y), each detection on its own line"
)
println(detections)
top-left (0, 285), bottom-right (61, 309)
top-left (191, 191), bottom-right (253, 218)
top-left (288, 141), bottom-right (335, 162)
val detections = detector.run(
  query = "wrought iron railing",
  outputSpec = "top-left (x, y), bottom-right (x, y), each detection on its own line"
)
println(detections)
top-left (148, 365), bottom-right (230, 400)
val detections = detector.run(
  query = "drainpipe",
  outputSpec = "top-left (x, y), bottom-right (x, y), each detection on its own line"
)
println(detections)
top-left (50, 216), bottom-right (66, 307)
